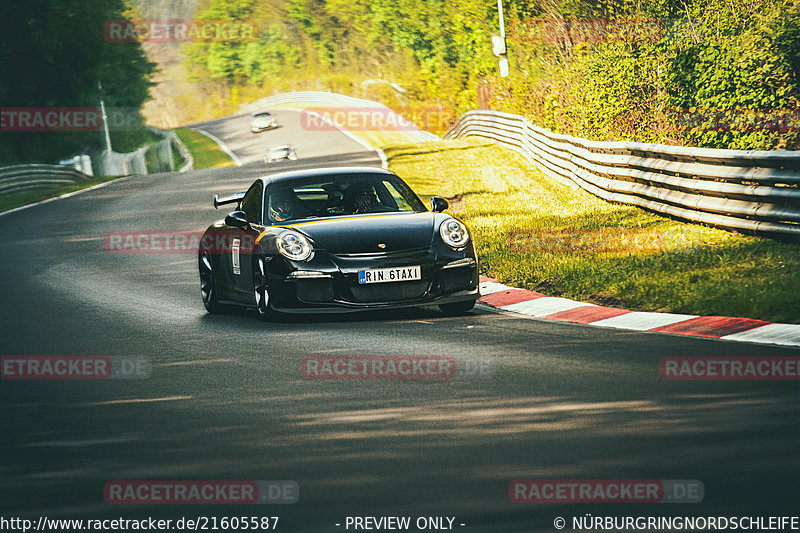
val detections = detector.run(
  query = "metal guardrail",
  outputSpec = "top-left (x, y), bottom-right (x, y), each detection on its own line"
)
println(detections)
top-left (169, 130), bottom-right (194, 173)
top-left (243, 91), bottom-right (440, 143)
top-left (0, 127), bottom-right (193, 196)
top-left (94, 127), bottom-right (192, 177)
top-left (145, 126), bottom-right (193, 173)
top-left (0, 164), bottom-right (91, 195)
top-left (445, 110), bottom-right (800, 237)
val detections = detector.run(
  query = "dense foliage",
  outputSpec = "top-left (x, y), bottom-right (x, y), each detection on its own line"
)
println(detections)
top-left (501, 0), bottom-right (800, 149)
top-left (0, 0), bottom-right (155, 164)
top-left (183, 0), bottom-right (799, 149)
top-left (182, 0), bottom-right (502, 112)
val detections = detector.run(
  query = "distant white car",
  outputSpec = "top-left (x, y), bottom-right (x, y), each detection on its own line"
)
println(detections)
top-left (250, 111), bottom-right (278, 133)
top-left (265, 145), bottom-right (298, 164)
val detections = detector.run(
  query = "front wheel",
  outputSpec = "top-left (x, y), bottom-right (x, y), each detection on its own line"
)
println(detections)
top-left (438, 300), bottom-right (476, 316)
top-left (254, 255), bottom-right (272, 321)
top-left (199, 250), bottom-right (223, 313)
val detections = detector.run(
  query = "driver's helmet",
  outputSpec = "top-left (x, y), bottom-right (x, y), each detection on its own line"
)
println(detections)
top-left (269, 189), bottom-right (298, 222)
top-left (350, 184), bottom-right (378, 213)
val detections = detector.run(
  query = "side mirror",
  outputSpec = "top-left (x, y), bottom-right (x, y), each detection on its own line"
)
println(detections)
top-left (431, 196), bottom-right (449, 213)
top-left (225, 210), bottom-right (250, 229)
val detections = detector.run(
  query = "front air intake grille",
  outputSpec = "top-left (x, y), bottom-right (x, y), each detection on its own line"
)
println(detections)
top-left (349, 281), bottom-right (430, 303)
top-left (439, 268), bottom-right (475, 293)
top-left (296, 279), bottom-right (335, 303)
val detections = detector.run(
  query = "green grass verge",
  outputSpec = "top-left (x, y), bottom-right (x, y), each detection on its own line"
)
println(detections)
top-left (173, 128), bottom-right (235, 169)
top-left (171, 140), bottom-right (188, 170)
top-left (385, 138), bottom-right (800, 324)
top-left (0, 175), bottom-right (126, 214)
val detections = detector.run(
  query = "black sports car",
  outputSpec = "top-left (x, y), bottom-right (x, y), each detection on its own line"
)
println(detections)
top-left (198, 166), bottom-right (479, 319)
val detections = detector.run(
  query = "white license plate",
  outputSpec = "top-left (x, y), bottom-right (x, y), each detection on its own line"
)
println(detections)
top-left (358, 266), bottom-right (421, 284)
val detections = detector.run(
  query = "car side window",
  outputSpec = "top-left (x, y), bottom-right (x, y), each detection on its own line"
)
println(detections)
top-left (382, 180), bottom-right (411, 210)
top-left (240, 182), bottom-right (263, 224)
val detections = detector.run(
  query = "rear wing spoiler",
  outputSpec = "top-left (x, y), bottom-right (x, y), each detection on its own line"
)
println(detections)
top-left (213, 192), bottom-right (246, 209)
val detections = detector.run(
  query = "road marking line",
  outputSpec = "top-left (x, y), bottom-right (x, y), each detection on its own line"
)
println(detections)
top-left (191, 128), bottom-right (242, 166)
top-left (0, 175), bottom-right (134, 217)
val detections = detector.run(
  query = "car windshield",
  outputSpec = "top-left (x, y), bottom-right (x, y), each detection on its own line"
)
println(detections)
top-left (265, 174), bottom-right (427, 224)
top-left (253, 112), bottom-right (272, 119)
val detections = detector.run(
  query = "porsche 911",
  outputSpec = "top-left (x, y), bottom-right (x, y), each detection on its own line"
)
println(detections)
top-left (265, 144), bottom-right (297, 164)
top-left (198, 166), bottom-right (479, 319)
top-left (250, 111), bottom-right (278, 132)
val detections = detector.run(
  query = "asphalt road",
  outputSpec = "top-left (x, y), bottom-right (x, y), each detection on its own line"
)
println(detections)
top-left (1, 110), bottom-right (800, 532)
top-left (189, 109), bottom-right (378, 166)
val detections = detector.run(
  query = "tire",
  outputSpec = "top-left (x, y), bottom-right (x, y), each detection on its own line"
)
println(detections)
top-left (438, 299), bottom-right (476, 316)
top-left (199, 250), bottom-right (223, 313)
top-left (253, 254), bottom-right (272, 321)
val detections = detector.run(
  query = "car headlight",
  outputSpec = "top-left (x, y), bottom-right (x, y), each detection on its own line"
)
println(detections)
top-left (276, 231), bottom-right (313, 261)
top-left (439, 218), bottom-right (470, 249)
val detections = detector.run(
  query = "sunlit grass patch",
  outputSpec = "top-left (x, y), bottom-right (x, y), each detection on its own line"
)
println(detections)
top-left (174, 128), bottom-right (235, 169)
top-left (385, 138), bottom-right (800, 323)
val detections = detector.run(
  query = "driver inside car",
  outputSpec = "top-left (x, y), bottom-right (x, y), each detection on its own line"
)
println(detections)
top-left (349, 185), bottom-right (381, 214)
top-left (269, 189), bottom-right (303, 222)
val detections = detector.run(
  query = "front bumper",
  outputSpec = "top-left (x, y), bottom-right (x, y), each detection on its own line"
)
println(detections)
top-left (266, 248), bottom-right (479, 313)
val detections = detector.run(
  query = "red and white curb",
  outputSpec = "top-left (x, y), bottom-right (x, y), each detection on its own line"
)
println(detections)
top-left (478, 276), bottom-right (800, 347)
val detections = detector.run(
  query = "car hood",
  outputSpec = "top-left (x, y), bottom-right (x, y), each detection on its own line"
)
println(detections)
top-left (287, 212), bottom-right (434, 254)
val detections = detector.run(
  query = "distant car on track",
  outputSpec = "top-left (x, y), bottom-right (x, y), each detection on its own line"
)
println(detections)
top-left (265, 144), bottom-right (298, 164)
top-left (250, 111), bottom-right (278, 133)
top-left (199, 166), bottom-right (479, 319)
